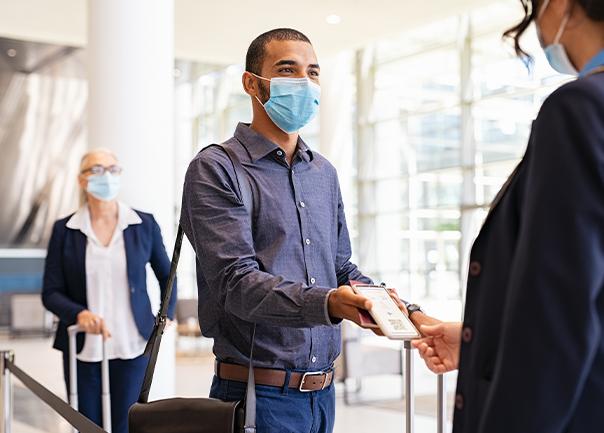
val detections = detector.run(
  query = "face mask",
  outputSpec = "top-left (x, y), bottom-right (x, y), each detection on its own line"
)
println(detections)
top-left (253, 74), bottom-right (321, 134)
top-left (537, 0), bottom-right (578, 76)
top-left (86, 173), bottom-right (121, 201)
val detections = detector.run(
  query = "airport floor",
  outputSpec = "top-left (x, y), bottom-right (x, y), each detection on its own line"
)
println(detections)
top-left (1, 335), bottom-right (456, 433)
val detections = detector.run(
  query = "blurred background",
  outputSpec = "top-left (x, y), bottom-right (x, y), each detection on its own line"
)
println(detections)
top-left (0, 1), bottom-right (570, 432)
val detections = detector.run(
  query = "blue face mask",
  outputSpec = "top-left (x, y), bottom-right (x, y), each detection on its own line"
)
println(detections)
top-left (86, 173), bottom-right (121, 201)
top-left (253, 74), bottom-right (321, 134)
top-left (537, 0), bottom-right (578, 76)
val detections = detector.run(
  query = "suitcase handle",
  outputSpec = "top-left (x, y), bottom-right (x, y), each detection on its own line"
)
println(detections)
top-left (68, 324), bottom-right (112, 433)
top-left (404, 341), bottom-right (447, 433)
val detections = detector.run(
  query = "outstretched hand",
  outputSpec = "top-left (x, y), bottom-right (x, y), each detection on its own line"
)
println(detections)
top-left (412, 322), bottom-right (462, 374)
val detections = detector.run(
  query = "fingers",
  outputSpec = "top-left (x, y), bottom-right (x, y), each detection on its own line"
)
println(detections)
top-left (386, 289), bottom-right (408, 315)
top-left (99, 319), bottom-right (111, 340)
top-left (419, 323), bottom-right (445, 337)
top-left (339, 285), bottom-right (372, 310)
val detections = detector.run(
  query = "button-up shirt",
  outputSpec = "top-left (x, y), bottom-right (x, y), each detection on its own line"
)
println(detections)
top-left (66, 202), bottom-right (147, 362)
top-left (180, 123), bottom-right (371, 371)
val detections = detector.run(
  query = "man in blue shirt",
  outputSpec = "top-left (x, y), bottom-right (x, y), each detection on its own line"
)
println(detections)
top-left (180, 28), bottom-right (375, 432)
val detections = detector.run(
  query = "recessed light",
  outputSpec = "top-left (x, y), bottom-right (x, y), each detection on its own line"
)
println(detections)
top-left (326, 14), bottom-right (341, 25)
top-left (6, 48), bottom-right (17, 57)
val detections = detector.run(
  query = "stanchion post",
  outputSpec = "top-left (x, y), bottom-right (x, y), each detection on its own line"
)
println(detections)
top-left (437, 374), bottom-right (446, 433)
top-left (404, 341), bottom-right (414, 433)
top-left (0, 350), bottom-right (14, 433)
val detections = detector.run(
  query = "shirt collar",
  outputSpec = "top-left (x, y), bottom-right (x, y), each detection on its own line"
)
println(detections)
top-left (66, 202), bottom-right (142, 239)
top-left (579, 49), bottom-right (604, 78)
top-left (234, 122), bottom-right (314, 164)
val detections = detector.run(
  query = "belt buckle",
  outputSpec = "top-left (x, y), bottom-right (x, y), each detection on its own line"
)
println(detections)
top-left (299, 371), bottom-right (327, 392)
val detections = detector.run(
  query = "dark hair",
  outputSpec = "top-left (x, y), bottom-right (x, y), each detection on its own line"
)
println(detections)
top-left (503, 0), bottom-right (604, 60)
top-left (245, 28), bottom-right (312, 75)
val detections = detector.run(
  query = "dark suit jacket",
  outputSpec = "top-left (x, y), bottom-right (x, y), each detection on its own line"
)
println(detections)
top-left (454, 72), bottom-right (604, 433)
top-left (42, 209), bottom-right (177, 354)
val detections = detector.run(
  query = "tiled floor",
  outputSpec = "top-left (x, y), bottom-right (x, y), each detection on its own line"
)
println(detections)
top-left (1, 335), bottom-right (455, 433)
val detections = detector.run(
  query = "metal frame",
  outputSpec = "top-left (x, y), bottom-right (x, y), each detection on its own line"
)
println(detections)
top-left (403, 342), bottom-right (447, 433)
top-left (68, 325), bottom-right (111, 433)
top-left (0, 351), bottom-right (14, 433)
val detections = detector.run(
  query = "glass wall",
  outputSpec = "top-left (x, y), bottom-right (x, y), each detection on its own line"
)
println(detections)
top-left (357, 2), bottom-right (570, 316)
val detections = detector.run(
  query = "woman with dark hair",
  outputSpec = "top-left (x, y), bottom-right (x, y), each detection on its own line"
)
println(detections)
top-left (410, 1), bottom-right (604, 432)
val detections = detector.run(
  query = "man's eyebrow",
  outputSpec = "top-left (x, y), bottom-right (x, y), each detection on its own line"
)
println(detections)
top-left (274, 59), bottom-right (297, 67)
top-left (272, 60), bottom-right (321, 69)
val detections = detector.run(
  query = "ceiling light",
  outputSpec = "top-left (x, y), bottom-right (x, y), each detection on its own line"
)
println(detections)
top-left (326, 14), bottom-right (341, 25)
top-left (6, 48), bottom-right (17, 58)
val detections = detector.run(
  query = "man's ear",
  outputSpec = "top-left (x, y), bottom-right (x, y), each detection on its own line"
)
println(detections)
top-left (242, 72), bottom-right (258, 97)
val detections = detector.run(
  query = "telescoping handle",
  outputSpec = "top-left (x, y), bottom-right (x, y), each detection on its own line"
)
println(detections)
top-left (68, 325), bottom-right (112, 433)
top-left (403, 341), bottom-right (446, 433)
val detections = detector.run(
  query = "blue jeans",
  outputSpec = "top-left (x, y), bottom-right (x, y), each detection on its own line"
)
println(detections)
top-left (62, 352), bottom-right (148, 433)
top-left (210, 375), bottom-right (336, 433)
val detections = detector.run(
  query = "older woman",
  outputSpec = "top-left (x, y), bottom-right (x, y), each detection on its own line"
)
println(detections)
top-left (42, 148), bottom-right (177, 433)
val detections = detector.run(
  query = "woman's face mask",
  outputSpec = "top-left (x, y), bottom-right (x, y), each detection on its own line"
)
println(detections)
top-left (536, 0), bottom-right (578, 76)
top-left (86, 172), bottom-right (121, 201)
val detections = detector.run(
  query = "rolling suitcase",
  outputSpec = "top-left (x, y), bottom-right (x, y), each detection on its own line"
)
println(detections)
top-left (68, 324), bottom-right (112, 433)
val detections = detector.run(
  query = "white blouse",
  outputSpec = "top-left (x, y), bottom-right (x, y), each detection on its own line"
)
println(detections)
top-left (66, 202), bottom-right (147, 362)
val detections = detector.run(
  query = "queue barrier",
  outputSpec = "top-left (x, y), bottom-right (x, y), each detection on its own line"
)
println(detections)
top-left (0, 342), bottom-right (447, 433)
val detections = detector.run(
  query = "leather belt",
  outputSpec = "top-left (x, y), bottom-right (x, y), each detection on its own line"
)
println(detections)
top-left (215, 361), bottom-right (334, 393)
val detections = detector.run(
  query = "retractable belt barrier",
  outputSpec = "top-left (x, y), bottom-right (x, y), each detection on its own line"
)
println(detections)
top-left (1, 343), bottom-right (448, 433)
top-left (1, 350), bottom-right (106, 433)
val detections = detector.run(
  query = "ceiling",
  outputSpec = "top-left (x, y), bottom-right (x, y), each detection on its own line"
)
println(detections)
top-left (0, 0), bottom-right (498, 65)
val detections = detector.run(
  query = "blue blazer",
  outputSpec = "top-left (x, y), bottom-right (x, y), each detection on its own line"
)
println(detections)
top-left (454, 73), bottom-right (604, 432)
top-left (42, 209), bottom-right (177, 354)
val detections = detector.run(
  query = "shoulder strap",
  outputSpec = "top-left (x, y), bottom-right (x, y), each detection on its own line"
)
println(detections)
top-left (137, 138), bottom-right (257, 431)
top-left (216, 139), bottom-right (257, 432)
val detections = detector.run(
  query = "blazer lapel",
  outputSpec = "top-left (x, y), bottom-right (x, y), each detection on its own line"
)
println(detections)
top-left (71, 229), bottom-right (88, 305)
top-left (123, 225), bottom-right (136, 286)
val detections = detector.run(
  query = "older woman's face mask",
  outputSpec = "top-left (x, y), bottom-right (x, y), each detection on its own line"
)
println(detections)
top-left (80, 152), bottom-right (122, 202)
top-left (86, 170), bottom-right (121, 201)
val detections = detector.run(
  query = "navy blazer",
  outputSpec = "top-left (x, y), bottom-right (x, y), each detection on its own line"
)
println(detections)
top-left (42, 209), bottom-right (177, 354)
top-left (454, 73), bottom-right (604, 432)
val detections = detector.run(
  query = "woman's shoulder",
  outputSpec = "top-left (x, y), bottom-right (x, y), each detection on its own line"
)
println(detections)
top-left (543, 74), bottom-right (604, 111)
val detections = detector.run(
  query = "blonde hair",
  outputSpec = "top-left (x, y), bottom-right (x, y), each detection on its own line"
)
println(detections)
top-left (78, 148), bottom-right (119, 207)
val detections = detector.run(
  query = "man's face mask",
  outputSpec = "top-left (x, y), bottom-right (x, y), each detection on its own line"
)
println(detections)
top-left (252, 73), bottom-right (321, 134)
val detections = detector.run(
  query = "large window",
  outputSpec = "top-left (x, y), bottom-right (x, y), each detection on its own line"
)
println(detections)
top-left (353, 3), bottom-right (570, 317)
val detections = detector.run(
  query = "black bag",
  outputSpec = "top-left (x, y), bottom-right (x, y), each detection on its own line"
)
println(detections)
top-left (129, 142), bottom-right (257, 433)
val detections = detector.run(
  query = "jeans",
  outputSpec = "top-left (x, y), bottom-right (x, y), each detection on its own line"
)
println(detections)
top-left (210, 375), bottom-right (336, 433)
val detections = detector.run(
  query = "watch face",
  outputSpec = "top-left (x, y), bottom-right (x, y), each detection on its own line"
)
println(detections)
top-left (408, 304), bottom-right (422, 314)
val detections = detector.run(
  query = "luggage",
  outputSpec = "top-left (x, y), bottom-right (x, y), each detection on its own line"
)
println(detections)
top-left (68, 324), bottom-right (112, 433)
top-left (129, 141), bottom-right (257, 433)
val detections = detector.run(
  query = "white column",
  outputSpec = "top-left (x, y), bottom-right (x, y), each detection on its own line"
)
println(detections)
top-left (87, 0), bottom-right (176, 400)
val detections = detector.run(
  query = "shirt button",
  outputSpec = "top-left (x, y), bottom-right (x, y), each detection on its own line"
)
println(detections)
top-left (276, 150), bottom-right (283, 157)
top-left (131, 287), bottom-right (135, 293)
top-left (455, 393), bottom-right (464, 411)
top-left (462, 326), bottom-right (473, 343)
top-left (300, 201), bottom-right (306, 208)
top-left (311, 356), bottom-right (317, 363)
top-left (310, 277), bottom-right (316, 284)
top-left (305, 238), bottom-right (311, 245)
top-left (469, 261), bottom-right (482, 277)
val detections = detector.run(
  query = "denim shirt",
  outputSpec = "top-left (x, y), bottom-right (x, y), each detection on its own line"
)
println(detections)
top-left (180, 123), bottom-right (371, 371)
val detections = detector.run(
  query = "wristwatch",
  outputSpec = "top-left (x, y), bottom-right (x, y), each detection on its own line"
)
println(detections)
top-left (406, 303), bottom-right (423, 317)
